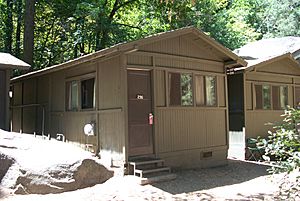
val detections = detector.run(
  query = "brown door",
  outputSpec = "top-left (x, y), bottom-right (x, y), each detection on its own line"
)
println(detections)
top-left (128, 70), bottom-right (153, 156)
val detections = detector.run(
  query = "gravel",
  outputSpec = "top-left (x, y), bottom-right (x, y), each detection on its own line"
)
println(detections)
top-left (1, 159), bottom-right (282, 201)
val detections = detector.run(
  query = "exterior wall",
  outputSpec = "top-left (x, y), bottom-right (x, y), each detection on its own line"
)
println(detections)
top-left (127, 34), bottom-right (228, 169)
top-left (244, 61), bottom-right (300, 139)
top-left (0, 69), bottom-right (9, 130)
top-left (11, 55), bottom-right (126, 167)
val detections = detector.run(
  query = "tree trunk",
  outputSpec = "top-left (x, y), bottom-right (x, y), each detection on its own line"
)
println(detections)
top-left (23, 0), bottom-right (35, 66)
top-left (4, 0), bottom-right (13, 53)
top-left (15, 0), bottom-right (22, 58)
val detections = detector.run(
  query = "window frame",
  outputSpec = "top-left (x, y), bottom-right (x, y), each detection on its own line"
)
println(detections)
top-left (168, 72), bottom-right (193, 107)
top-left (195, 74), bottom-right (218, 107)
top-left (65, 74), bottom-right (96, 112)
top-left (254, 83), bottom-right (288, 110)
top-left (167, 71), bottom-right (218, 108)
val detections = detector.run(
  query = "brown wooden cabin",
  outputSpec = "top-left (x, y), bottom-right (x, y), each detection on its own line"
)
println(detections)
top-left (228, 53), bottom-right (300, 139)
top-left (0, 53), bottom-right (29, 130)
top-left (10, 27), bottom-right (246, 171)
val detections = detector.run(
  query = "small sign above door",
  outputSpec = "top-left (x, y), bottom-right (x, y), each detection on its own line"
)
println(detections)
top-left (136, 94), bottom-right (144, 100)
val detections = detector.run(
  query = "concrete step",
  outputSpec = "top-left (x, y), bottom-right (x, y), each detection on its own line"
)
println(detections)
top-left (139, 173), bottom-right (177, 185)
top-left (129, 159), bottom-right (164, 166)
top-left (135, 166), bottom-right (171, 177)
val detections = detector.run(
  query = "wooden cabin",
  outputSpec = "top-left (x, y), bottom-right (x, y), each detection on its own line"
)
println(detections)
top-left (228, 53), bottom-right (300, 140)
top-left (10, 27), bottom-right (246, 171)
top-left (0, 53), bottom-right (29, 130)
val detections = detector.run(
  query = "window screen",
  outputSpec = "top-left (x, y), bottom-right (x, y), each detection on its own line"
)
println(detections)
top-left (279, 86), bottom-right (288, 109)
top-left (195, 75), bottom-right (205, 106)
top-left (81, 78), bottom-right (95, 109)
top-left (205, 76), bottom-right (217, 106)
top-left (169, 73), bottom-right (193, 106)
top-left (66, 81), bottom-right (79, 111)
top-left (262, 85), bottom-right (271, 109)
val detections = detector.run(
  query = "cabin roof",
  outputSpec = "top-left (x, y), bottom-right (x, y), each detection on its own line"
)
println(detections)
top-left (12, 26), bottom-right (246, 81)
top-left (235, 36), bottom-right (300, 60)
top-left (0, 53), bottom-right (30, 70)
top-left (230, 37), bottom-right (300, 72)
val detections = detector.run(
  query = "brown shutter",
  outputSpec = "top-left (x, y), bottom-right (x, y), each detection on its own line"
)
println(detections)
top-left (65, 81), bottom-right (70, 110)
top-left (272, 86), bottom-right (280, 110)
top-left (169, 73), bottom-right (181, 106)
top-left (255, 85), bottom-right (262, 109)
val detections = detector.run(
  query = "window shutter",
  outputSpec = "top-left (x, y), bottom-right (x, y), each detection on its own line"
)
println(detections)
top-left (272, 86), bottom-right (280, 110)
top-left (255, 85), bottom-right (262, 109)
top-left (169, 73), bottom-right (181, 106)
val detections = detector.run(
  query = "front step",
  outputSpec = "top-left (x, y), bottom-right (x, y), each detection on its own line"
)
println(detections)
top-left (135, 166), bottom-right (171, 177)
top-left (128, 157), bottom-right (176, 185)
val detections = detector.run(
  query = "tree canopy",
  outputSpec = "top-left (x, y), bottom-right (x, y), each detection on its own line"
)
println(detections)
top-left (0, 0), bottom-right (299, 71)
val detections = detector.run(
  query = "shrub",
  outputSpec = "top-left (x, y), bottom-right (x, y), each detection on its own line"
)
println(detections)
top-left (260, 107), bottom-right (300, 200)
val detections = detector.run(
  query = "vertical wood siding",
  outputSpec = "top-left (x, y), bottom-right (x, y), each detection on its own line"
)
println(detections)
top-left (154, 70), bottom-right (166, 107)
top-left (22, 79), bottom-right (36, 133)
top-left (11, 82), bottom-right (22, 132)
top-left (0, 70), bottom-right (7, 129)
top-left (245, 111), bottom-right (283, 138)
top-left (156, 108), bottom-right (226, 153)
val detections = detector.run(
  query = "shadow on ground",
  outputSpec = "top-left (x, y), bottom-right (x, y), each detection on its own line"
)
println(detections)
top-left (153, 159), bottom-right (271, 195)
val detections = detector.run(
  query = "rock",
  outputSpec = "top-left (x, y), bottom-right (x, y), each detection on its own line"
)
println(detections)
top-left (0, 154), bottom-right (14, 182)
top-left (14, 159), bottom-right (113, 194)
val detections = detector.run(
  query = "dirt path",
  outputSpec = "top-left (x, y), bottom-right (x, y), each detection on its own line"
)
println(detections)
top-left (1, 159), bottom-right (281, 201)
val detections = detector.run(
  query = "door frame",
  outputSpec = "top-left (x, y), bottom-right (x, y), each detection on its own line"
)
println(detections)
top-left (127, 68), bottom-right (155, 158)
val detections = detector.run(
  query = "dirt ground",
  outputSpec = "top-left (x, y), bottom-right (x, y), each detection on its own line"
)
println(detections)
top-left (1, 159), bottom-right (281, 201)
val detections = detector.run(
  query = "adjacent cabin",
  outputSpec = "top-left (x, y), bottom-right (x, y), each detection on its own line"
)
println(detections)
top-left (229, 37), bottom-right (300, 141)
top-left (228, 53), bottom-right (300, 140)
top-left (10, 27), bottom-right (246, 171)
top-left (0, 53), bottom-right (29, 130)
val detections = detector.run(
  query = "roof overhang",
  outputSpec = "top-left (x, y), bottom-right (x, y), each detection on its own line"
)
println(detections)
top-left (12, 26), bottom-right (247, 82)
top-left (0, 53), bottom-right (30, 70)
top-left (245, 53), bottom-right (299, 72)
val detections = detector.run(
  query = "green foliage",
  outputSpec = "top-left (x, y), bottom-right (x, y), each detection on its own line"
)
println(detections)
top-left (258, 0), bottom-right (300, 38)
top-left (0, 0), bottom-right (298, 71)
top-left (259, 107), bottom-right (300, 199)
top-left (262, 107), bottom-right (300, 172)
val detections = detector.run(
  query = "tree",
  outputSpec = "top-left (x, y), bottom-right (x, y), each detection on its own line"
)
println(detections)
top-left (4, 0), bottom-right (13, 53)
top-left (15, 0), bottom-right (23, 58)
top-left (259, 0), bottom-right (300, 38)
top-left (23, 0), bottom-right (35, 66)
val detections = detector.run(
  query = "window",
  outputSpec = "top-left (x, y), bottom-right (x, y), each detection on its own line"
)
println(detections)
top-left (255, 84), bottom-right (288, 110)
top-left (81, 78), bottom-right (95, 109)
top-left (66, 77), bottom-right (95, 111)
top-left (195, 75), bottom-right (217, 106)
top-left (205, 76), bottom-right (217, 106)
top-left (262, 85), bottom-right (271, 109)
top-left (273, 86), bottom-right (288, 110)
top-left (66, 81), bottom-right (79, 111)
top-left (169, 73), bottom-right (193, 106)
